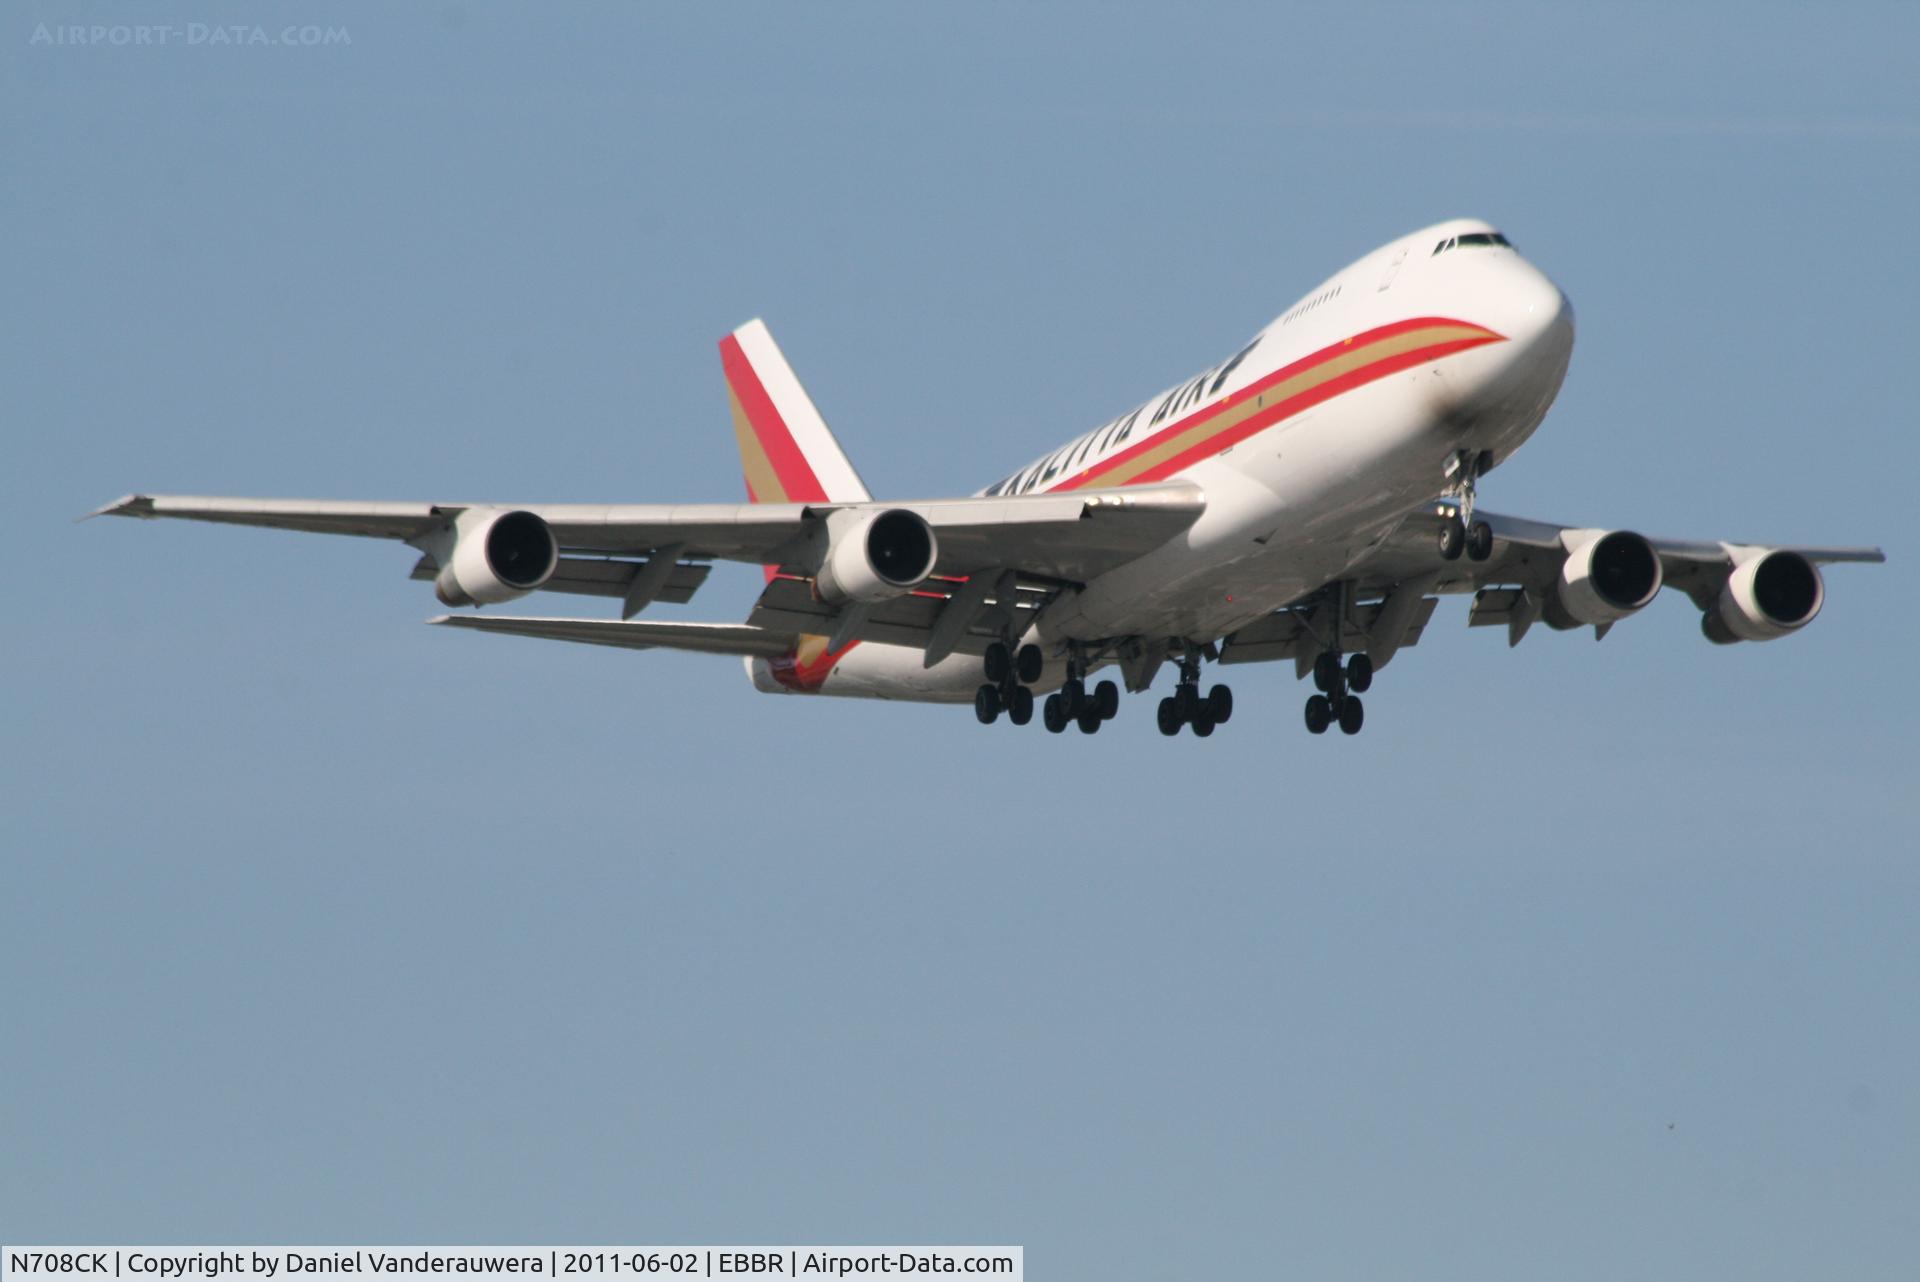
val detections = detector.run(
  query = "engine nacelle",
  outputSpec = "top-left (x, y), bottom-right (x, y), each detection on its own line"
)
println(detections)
top-left (433, 509), bottom-right (559, 606)
top-left (1546, 529), bottom-right (1663, 629)
top-left (813, 508), bottom-right (938, 604)
top-left (1702, 550), bottom-right (1824, 643)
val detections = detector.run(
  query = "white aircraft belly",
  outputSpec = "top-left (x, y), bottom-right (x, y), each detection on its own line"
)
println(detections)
top-left (1046, 369), bottom-right (1454, 640)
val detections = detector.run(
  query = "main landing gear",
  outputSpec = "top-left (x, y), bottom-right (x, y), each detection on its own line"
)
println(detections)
top-left (1042, 648), bottom-right (1118, 735)
top-left (1156, 650), bottom-right (1233, 739)
top-left (974, 639), bottom-right (1045, 727)
top-left (975, 641), bottom-right (1120, 735)
top-left (1303, 649), bottom-right (1369, 736)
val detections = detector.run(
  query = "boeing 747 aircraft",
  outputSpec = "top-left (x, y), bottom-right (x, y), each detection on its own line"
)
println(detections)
top-left (97, 219), bottom-right (1884, 737)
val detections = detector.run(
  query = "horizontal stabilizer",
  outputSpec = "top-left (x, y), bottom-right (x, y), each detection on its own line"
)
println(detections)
top-left (429, 614), bottom-right (797, 657)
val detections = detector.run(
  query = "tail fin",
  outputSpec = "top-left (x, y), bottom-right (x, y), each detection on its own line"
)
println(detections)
top-left (720, 319), bottom-right (871, 505)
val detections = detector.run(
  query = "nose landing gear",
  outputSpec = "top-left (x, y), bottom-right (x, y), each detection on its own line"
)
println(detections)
top-left (1439, 449), bottom-right (1496, 563)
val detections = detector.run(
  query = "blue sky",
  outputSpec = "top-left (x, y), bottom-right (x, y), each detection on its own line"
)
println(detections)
top-left (4, 4), bottom-right (1915, 1278)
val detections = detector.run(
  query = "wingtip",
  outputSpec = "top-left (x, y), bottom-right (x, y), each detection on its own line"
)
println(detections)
top-left (84, 493), bottom-right (153, 522)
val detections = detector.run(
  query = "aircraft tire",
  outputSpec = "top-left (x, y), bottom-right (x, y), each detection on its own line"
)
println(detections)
top-left (1015, 644), bottom-right (1044, 684)
top-left (1157, 697), bottom-right (1182, 736)
top-left (1206, 684), bottom-right (1233, 723)
top-left (1008, 685), bottom-right (1034, 725)
top-left (1173, 683), bottom-right (1199, 719)
top-left (974, 683), bottom-right (1001, 725)
top-left (1467, 520), bottom-right (1494, 562)
top-left (1346, 654), bottom-right (1373, 693)
top-left (1077, 706), bottom-right (1102, 735)
top-left (1338, 694), bottom-right (1365, 735)
top-left (1305, 694), bottom-right (1332, 735)
top-left (1439, 517), bottom-right (1466, 561)
top-left (1043, 694), bottom-right (1068, 733)
top-left (1094, 680), bottom-right (1120, 720)
top-left (1060, 678), bottom-right (1085, 717)
top-left (1190, 711), bottom-right (1216, 738)
top-left (983, 642), bottom-right (1011, 684)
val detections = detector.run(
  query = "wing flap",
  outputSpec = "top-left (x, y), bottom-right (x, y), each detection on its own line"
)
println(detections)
top-left (409, 554), bottom-right (711, 606)
top-left (1220, 595), bottom-right (1439, 665)
top-left (743, 574), bottom-right (1030, 657)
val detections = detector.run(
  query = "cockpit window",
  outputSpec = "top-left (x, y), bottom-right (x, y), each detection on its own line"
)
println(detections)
top-left (1432, 231), bottom-right (1513, 256)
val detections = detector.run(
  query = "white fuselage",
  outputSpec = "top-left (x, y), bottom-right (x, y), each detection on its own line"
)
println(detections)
top-left (751, 218), bottom-right (1576, 700)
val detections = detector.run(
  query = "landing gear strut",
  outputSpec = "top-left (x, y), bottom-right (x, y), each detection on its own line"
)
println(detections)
top-left (1156, 648), bottom-right (1233, 739)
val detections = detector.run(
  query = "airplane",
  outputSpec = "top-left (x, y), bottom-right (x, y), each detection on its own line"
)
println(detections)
top-left (95, 218), bottom-right (1885, 738)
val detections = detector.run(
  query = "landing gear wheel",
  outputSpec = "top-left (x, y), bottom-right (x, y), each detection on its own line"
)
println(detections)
top-left (1156, 696), bottom-right (1182, 736)
top-left (1042, 693), bottom-right (1068, 734)
top-left (983, 642), bottom-right (1011, 684)
top-left (1338, 694), bottom-right (1365, 735)
top-left (1206, 684), bottom-right (1233, 723)
top-left (1438, 517), bottom-right (1467, 561)
top-left (1076, 706), bottom-right (1102, 735)
top-left (1313, 652), bottom-right (1342, 693)
top-left (1060, 677), bottom-right (1085, 717)
top-left (1093, 680), bottom-right (1120, 721)
top-left (1015, 644), bottom-right (1044, 684)
top-left (1345, 653), bottom-right (1373, 693)
top-left (1173, 683), bottom-right (1199, 719)
top-left (1007, 685), bottom-right (1034, 725)
top-left (1304, 694), bottom-right (1332, 735)
top-left (1467, 520), bottom-right (1494, 562)
top-left (1190, 711), bottom-right (1216, 738)
top-left (974, 683), bottom-right (1002, 725)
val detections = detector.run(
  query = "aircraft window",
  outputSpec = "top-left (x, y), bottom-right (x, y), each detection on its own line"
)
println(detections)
top-left (1434, 232), bottom-right (1512, 255)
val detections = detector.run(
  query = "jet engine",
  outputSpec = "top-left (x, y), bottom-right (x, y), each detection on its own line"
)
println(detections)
top-left (1701, 550), bottom-right (1824, 643)
top-left (814, 508), bottom-right (938, 603)
top-left (433, 509), bottom-right (559, 606)
top-left (1546, 530), bottom-right (1663, 629)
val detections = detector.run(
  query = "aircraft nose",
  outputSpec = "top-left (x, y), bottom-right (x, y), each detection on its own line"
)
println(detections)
top-left (1496, 258), bottom-right (1575, 361)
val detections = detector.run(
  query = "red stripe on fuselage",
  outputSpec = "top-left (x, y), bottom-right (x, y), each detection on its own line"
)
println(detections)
top-left (1053, 316), bottom-right (1503, 492)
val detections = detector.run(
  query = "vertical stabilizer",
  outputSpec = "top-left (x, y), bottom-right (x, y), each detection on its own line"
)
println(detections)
top-left (719, 319), bottom-right (872, 505)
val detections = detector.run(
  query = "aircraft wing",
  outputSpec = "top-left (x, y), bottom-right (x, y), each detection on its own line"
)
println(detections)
top-left (1345, 503), bottom-right (1886, 603)
top-left (1222, 500), bottom-right (1885, 673)
top-left (428, 615), bottom-right (798, 657)
top-left (92, 483), bottom-right (1203, 596)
